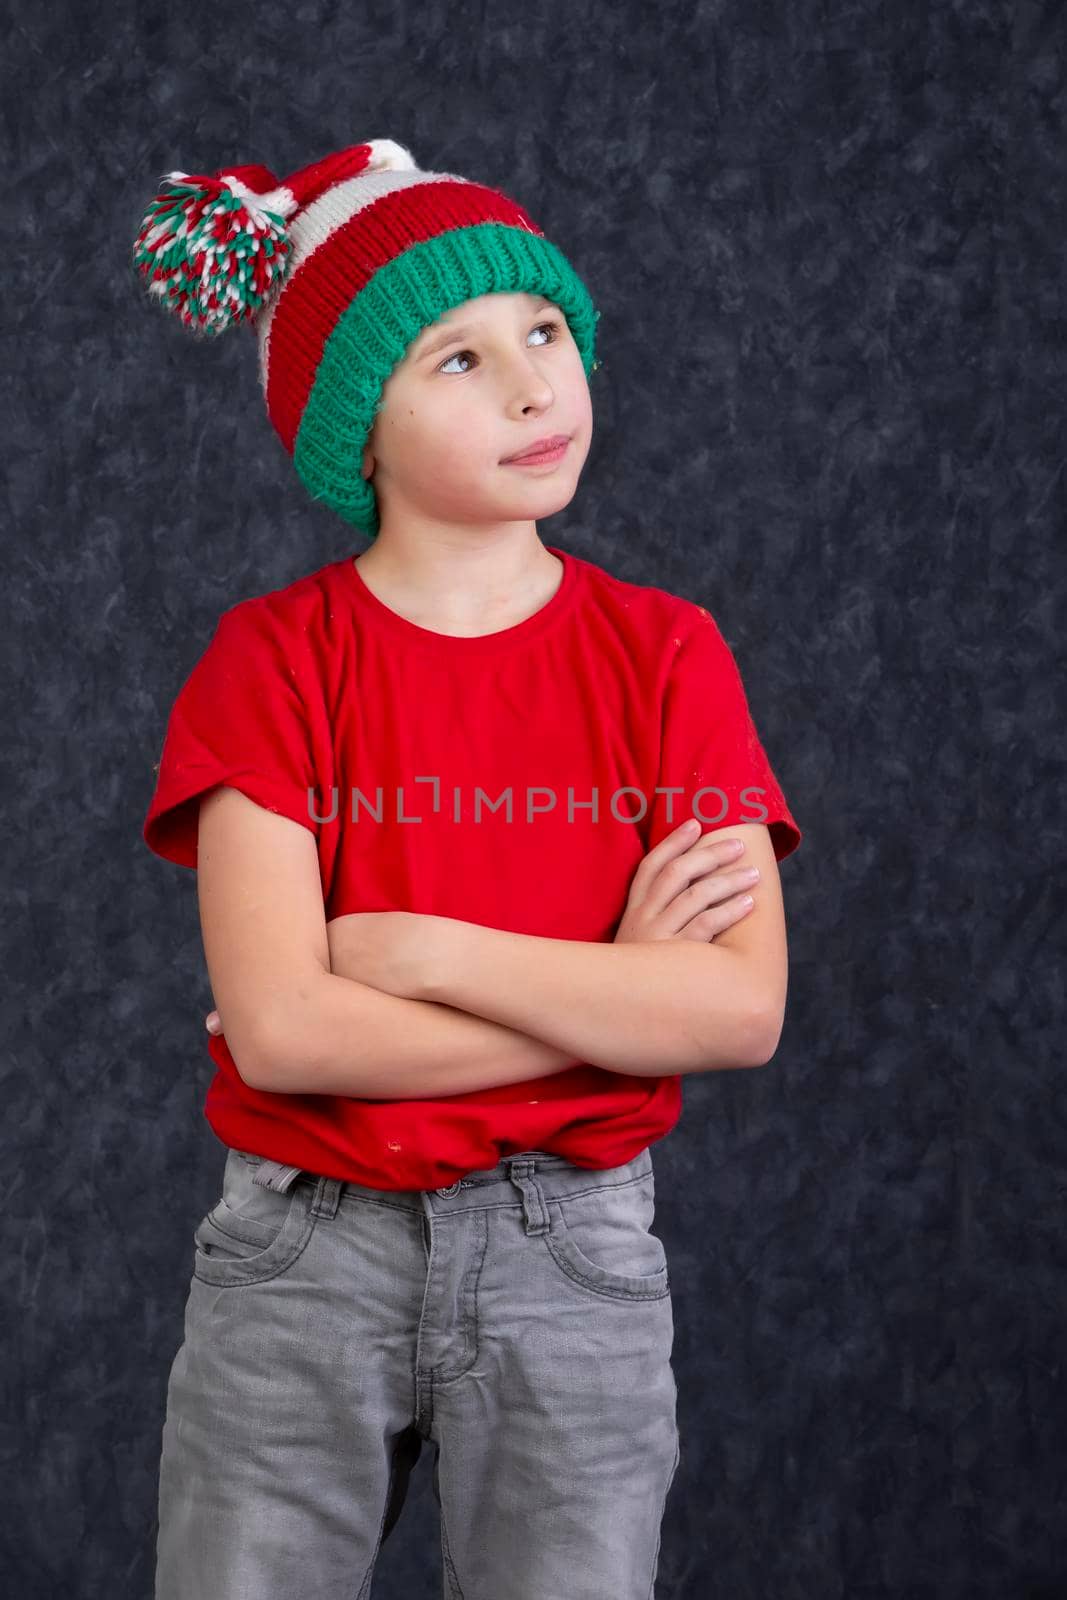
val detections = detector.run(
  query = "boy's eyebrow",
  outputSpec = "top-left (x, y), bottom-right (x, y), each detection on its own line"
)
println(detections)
top-left (413, 298), bottom-right (557, 362)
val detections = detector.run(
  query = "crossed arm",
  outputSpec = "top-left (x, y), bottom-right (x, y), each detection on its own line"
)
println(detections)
top-left (196, 788), bottom-right (788, 1100)
top-left (317, 905), bottom-right (779, 1086)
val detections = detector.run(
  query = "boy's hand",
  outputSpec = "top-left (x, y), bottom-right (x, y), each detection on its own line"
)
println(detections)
top-left (614, 818), bottom-right (759, 945)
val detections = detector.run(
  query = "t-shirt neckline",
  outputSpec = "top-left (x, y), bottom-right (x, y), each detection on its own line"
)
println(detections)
top-left (340, 543), bottom-right (579, 654)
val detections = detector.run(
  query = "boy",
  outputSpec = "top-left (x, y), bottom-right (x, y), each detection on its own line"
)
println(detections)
top-left (137, 138), bottom-right (801, 1600)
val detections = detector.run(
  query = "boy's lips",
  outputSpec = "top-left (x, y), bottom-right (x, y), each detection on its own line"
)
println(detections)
top-left (500, 433), bottom-right (572, 464)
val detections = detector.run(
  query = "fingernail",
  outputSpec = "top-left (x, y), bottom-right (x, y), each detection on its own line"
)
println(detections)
top-left (682, 818), bottom-right (699, 835)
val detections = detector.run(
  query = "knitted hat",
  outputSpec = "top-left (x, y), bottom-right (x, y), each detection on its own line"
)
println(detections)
top-left (132, 138), bottom-right (602, 540)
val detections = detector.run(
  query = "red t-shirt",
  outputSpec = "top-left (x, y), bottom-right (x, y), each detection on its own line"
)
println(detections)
top-left (143, 543), bottom-right (802, 1189)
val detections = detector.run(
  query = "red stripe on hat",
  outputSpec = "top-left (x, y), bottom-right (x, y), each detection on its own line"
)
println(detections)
top-left (265, 179), bottom-right (544, 455)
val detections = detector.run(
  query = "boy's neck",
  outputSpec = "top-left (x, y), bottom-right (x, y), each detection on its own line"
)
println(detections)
top-left (352, 537), bottom-right (563, 638)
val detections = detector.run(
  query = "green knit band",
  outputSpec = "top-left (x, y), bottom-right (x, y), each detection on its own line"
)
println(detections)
top-left (292, 221), bottom-right (602, 539)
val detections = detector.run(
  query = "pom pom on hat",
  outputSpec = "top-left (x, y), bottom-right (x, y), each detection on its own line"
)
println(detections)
top-left (132, 167), bottom-right (298, 336)
top-left (131, 143), bottom-right (416, 338)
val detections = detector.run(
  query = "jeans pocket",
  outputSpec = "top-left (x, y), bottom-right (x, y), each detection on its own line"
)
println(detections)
top-left (543, 1174), bottom-right (671, 1302)
top-left (192, 1150), bottom-right (320, 1288)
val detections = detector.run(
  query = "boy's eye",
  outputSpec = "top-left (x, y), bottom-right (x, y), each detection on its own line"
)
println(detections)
top-left (437, 319), bottom-right (564, 375)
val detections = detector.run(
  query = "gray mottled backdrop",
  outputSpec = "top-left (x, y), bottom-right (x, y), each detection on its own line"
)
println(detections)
top-left (4, 1), bottom-right (1064, 1595)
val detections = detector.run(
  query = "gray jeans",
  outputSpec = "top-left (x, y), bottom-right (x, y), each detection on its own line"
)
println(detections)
top-left (154, 1143), bottom-right (680, 1599)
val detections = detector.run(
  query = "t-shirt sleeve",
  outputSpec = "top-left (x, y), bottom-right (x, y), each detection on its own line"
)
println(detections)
top-left (143, 601), bottom-right (321, 870)
top-left (646, 604), bottom-right (802, 863)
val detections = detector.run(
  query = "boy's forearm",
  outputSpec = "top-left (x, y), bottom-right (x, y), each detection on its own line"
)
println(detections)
top-left (256, 970), bottom-right (579, 1098)
top-left (423, 920), bottom-right (774, 1076)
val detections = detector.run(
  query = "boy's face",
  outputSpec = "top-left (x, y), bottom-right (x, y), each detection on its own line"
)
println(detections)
top-left (360, 290), bottom-right (593, 539)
